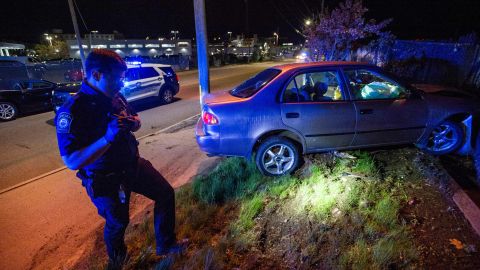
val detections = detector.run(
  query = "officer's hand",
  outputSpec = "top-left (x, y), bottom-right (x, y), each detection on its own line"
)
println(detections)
top-left (114, 114), bottom-right (141, 132)
top-left (104, 117), bottom-right (126, 144)
top-left (125, 115), bottom-right (141, 132)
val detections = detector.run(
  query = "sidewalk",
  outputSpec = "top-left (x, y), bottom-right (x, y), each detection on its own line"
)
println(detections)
top-left (0, 117), bottom-right (219, 270)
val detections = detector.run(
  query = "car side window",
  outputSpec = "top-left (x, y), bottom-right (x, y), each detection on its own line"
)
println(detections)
top-left (283, 80), bottom-right (299, 102)
top-left (344, 69), bottom-right (409, 100)
top-left (139, 67), bottom-right (159, 79)
top-left (283, 70), bottom-right (343, 103)
top-left (126, 68), bottom-right (139, 82)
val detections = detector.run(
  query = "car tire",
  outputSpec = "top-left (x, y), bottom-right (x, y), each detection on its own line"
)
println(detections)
top-left (159, 87), bottom-right (174, 104)
top-left (0, 101), bottom-right (18, 121)
top-left (255, 136), bottom-right (299, 176)
top-left (423, 120), bottom-right (464, 155)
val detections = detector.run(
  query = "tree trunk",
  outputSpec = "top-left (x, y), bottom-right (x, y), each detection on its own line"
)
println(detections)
top-left (328, 40), bottom-right (338, 61)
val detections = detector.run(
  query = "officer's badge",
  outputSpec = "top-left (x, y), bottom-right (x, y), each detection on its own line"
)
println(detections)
top-left (56, 112), bottom-right (73, 133)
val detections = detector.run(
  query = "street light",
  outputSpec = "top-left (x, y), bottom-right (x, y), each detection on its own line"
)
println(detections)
top-left (171, 30), bottom-right (179, 40)
top-left (44, 33), bottom-right (53, 47)
top-left (227, 31), bottom-right (232, 41)
top-left (305, 19), bottom-right (312, 26)
top-left (89, 30), bottom-right (98, 51)
top-left (273, 32), bottom-right (278, 46)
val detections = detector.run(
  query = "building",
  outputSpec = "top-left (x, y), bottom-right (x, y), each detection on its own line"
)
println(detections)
top-left (66, 39), bottom-right (192, 58)
top-left (0, 43), bottom-right (25, 56)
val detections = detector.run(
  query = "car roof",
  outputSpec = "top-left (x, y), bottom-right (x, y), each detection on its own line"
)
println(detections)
top-left (272, 61), bottom-right (376, 72)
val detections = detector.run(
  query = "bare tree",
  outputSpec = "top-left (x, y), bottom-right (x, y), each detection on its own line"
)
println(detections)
top-left (304, 0), bottom-right (393, 62)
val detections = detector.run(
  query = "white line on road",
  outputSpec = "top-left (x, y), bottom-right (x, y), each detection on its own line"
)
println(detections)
top-left (0, 114), bottom-right (200, 195)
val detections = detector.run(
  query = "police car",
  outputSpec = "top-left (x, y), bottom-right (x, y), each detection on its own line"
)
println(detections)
top-left (52, 62), bottom-right (180, 112)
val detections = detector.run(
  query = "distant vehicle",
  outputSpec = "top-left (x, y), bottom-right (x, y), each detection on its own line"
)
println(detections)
top-left (195, 62), bottom-right (480, 176)
top-left (64, 69), bottom-right (84, 82)
top-left (52, 63), bottom-right (180, 112)
top-left (0, 79), bottom-right (80, 121)
top-left (0, 56), bottom-right (46, 79)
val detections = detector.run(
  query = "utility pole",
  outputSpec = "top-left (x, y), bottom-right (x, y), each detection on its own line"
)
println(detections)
top-left (193, 0), bottom-right (210, 106)
top-left (244, 0), bottom-right (249, 35)
top-left (67, 0), bottom-right (86, 72)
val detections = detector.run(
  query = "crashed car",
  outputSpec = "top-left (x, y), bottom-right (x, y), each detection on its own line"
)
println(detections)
top-left (195, 62), bottom-right (480, 176)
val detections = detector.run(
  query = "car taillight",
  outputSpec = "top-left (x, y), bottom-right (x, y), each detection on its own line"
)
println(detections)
top-left (175, 74), bottom-right (179, 82)
top-left (202, 111), bottom-right (219, 125)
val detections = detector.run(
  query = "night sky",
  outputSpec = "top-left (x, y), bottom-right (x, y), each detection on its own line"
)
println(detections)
top-left (1, 0), bottom-right (479, 44)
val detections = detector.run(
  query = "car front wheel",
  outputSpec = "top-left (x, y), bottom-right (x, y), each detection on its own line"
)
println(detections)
top-left (255, 136), bottom-right (299, 176)
top-left (0, 101), bottom-right (18, 121)
top-left (423, 120), bottom-right (463, 155)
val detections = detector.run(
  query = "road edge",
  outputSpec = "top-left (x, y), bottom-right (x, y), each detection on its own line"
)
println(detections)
top-left (0, 114), bottom-right (200, 195)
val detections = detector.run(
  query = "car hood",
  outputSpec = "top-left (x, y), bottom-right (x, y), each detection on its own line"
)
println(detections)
top-left (203, 90), bottom-right (245, 104)
top-left (413, 83), bottom-right (478, 99)
top-left (422, 92), bottom-right (480, 117)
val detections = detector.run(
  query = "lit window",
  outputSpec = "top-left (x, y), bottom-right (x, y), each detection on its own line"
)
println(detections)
top-left (110, 44), bottom-right (125, 48)
top-left (128, 44), bottom-right (143, 48)
top-left (145, 44), bottom-right (160, 48)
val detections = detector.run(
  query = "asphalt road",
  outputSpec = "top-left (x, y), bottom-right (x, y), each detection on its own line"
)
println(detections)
top-left (0, 61), bottom-right (287, 190)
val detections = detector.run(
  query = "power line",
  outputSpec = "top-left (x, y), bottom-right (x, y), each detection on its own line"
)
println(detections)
top-left (73, 0), bottom-right (89, 32)
top-left (269, 0), bottom-right (306, 37)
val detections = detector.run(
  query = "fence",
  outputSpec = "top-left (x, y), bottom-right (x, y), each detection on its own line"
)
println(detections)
top-left (356, 40), bottom-right (480, 91)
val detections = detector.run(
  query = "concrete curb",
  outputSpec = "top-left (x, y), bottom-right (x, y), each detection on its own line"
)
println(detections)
top-left (449, 177), bottom-right (480, 237)
top-left (0, 114), bottom-right (200, 195)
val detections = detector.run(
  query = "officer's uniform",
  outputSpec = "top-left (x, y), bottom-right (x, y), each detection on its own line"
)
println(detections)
top-left (55, 81), bottom-right (176, 261)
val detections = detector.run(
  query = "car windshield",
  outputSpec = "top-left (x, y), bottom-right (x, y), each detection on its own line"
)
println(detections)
top-left (230, 68), bottom-right (281, 98)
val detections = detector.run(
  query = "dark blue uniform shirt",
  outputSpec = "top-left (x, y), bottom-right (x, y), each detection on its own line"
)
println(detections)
top-left (55, 81), bottom-right (139, 172)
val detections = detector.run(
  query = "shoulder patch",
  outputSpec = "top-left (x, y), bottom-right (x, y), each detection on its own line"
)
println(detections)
top-left (56, 112), bottom-right (73, 133)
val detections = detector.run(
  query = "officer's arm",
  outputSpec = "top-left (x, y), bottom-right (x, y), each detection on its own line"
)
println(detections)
top-left (61, 137), bottom-right (111, 170)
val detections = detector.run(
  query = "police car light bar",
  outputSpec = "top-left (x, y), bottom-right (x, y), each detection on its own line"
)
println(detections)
top-left (126, 61), bottom-right (142, 66)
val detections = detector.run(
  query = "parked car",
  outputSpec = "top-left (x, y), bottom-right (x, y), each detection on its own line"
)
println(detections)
top-left (0, 79), bottom-right (80, 121)
top-left (0, 57), bottom-right (46, 79)
top-left (195, 62), bottom-right (480, 176)
top-left (52, 63), bottom-right (180, 112)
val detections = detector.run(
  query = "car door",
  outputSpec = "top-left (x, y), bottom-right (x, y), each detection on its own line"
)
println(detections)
top-left (343, 68), bottom-right (428, 146)
top-left (122, 67), bottom-right (141, 100)
top-left (21, 80), bottom-right (54, 112)
top-left (138, 67), bottom-right (162, 97)
top-left (280, 69), bottom-right (356, 151)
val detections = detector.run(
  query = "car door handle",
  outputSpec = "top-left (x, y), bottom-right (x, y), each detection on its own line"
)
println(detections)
top-left (286, 112), bottom-right (300, 118)
top-left (359, 109), bottom-right (373, 115)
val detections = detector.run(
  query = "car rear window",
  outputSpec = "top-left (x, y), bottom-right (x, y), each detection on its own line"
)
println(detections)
top-left (230, 68), bottom-right (281, 98)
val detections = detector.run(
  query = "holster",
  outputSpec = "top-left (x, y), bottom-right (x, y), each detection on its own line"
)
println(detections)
top-left (77, 169), bottom-right (127, 198)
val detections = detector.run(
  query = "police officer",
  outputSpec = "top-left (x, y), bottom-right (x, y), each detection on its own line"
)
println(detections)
top-left (55, 49), bottom-right (183, 269)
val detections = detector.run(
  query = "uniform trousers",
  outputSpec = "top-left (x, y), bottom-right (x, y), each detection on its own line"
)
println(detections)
top-left (81, 157), bottom-right (175, 260)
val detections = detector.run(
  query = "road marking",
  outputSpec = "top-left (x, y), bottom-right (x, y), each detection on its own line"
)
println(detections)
top-left (0, 114), bottom-right (200, 195)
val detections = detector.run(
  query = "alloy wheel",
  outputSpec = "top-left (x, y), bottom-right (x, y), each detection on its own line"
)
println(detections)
top-left (426, 123), bottom-right (460, 152)
top-left (262, 144), bottom-right (295, 175)
top-left (0, 103), bottom-right (16, 121)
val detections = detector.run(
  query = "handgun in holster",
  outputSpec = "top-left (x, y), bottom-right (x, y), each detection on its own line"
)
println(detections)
top-left (77, 169), bottom-right (125, 198)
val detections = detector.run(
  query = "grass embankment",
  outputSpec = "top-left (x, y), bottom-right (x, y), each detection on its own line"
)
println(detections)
top-left (96, 151), bottom-right (419, 269)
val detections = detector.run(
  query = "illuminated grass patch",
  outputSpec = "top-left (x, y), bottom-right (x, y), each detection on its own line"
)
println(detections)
top-left (97, 151), bottom-right (418, 269)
